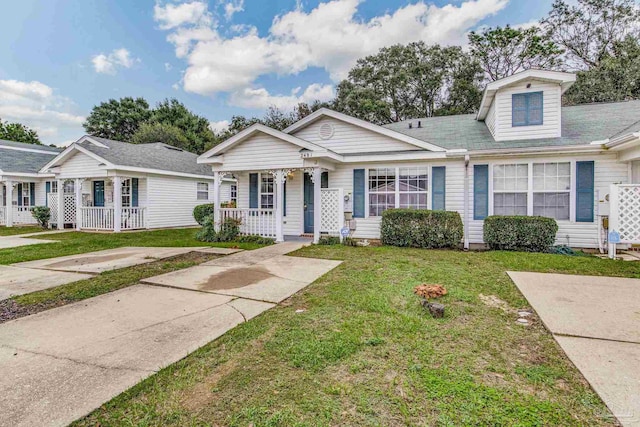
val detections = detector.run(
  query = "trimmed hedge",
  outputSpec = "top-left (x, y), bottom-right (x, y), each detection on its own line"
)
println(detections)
top-left (483, 216), bottom-right (558, 252)
top-left (193, 204), bottom-right (214, 226)
top-left (381, 209), bottom-right (463, 249)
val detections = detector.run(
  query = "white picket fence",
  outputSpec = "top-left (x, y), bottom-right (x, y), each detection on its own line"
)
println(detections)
top-left (80, 207), bottom-right (146, 230)
top-left (14, 207), bottom-right (37, 225)
top-left (219, 208), bottom-right (276, 238)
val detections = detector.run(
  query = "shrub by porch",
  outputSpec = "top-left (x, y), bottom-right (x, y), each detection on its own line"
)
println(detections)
top-left (380, 209), bottom-right (463, 248)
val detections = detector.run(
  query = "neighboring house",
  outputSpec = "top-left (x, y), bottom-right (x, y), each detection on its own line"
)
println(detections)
top-left (37, 136), bottom-right (235, 231)
top-left (0, 140), bottom-right (61, 226)
top-left (198, 69), bottom-right (640, 248)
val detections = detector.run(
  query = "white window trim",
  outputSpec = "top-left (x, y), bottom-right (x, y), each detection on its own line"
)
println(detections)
top-left (365, 165), bottom-right (429, 218)
top-left (258, 172), bottom-right (274, 210)
top-left (196, 182), bottom-right (209, 201)
top-left (492, 163), bottom-right (529, 216)
top-left (230, 184), bottom-right (237, 202)
top-left (488, 160), bottom-right (577, 223)
top-left (122, 179), bottom-right (132, 207)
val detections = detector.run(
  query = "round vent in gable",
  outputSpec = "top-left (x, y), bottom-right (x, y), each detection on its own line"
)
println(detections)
top-left (318, 122), bottom-right (334, 140)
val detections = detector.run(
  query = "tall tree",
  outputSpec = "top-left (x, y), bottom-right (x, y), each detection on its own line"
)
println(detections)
top-left (468, 25), bottom-right (564, 81)
top-left (131, 122), bottom-right (190, 148)
top-left (0, 119), bottom-right (41, 145)
top-left (150, 98), bottom-right (216, 154)
top-left (334, 42), bottom-right (483, 124)
top-left (83, 97), bottom-right (151, 141)
top-left (542, 0), bottom-right (640, 69)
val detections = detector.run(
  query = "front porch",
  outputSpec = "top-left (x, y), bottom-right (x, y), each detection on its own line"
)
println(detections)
top-left (48, 177), bottom-right (148, 232)
top-left (211, 168), bottom-right (346, 243)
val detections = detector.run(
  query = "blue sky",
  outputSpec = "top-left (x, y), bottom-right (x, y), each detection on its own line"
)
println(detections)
top-left (0, 0), bottom-right (554, 146)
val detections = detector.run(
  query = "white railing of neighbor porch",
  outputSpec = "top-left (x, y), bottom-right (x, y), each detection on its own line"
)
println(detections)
top-left (0, 207), bottom-right (5, 225)
top-left (608, 184), bottom-right (640, 258)
top-left (219, 208), bottom-right (276, 238)
top-left (121, 207), bottom-right (146, 230)
top-left (81, 207), bottom-right (114, 230)
top-left (320, 188), bottom-right (344, 236)
top-left (15, 207), bottom-right (37, 225)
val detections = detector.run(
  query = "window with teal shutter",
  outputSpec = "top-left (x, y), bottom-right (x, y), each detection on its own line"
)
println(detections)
top-left (45, 182), bottom-right (51, 206)
top-left (432, 167), bottom-right (446, 210)
top-left (249, 173), bottom-right (258, 209)
top-left (474, 165), bottom-right (489, 220)
top-left (17, 183), bottom-right (22, 206)
top-left (30, 183), bottom-right (35, 206)
top-left (576, 161), bottom-right (594, 222)
top-left (512, 92), bottom-right (543, 126)
top-left (132, 178), bottom-right (139, 207)
top-left (353, 169), bottom-right (365, 218)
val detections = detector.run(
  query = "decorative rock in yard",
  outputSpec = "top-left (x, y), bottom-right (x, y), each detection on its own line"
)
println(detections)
top-left (516, 318), bottom-right (529, 325)
top-left (427, 302), bottom-right (445, 318)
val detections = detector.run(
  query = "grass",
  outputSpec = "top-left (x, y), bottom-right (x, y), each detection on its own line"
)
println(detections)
top-left (73, 246), bottom-right (639, 427)
top-left (0, 228), bottom-right (265, 265)
top-left (1, 251), bottom-right (220, 323)
top-left (0, 225), bottom-right (47, 236)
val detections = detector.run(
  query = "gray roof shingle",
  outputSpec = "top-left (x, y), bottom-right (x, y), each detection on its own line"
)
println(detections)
top-left (0, 140), bottom-right (61, 174)
top-left (384, 100), bottom-right (640, 151)
top-left (78, 136), bottom-right (213, 177)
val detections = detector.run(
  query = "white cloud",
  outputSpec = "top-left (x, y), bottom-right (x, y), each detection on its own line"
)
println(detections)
top-left (157, 0), bottom-right (509, 98)
top-left (165, 62), bottom-right (172, 71)
top-left (92, 48), bottom-right (138, 75)
top-left (209, 119), bottom-right (230, 133)
top-left (224, 0), bottom-right (244, 20)
top-left (0, 79), bottom-right (85, 145)
top-left (229, 83), bottom-right (335, 110)
top-left (154, 1), bottom-right (213, 30)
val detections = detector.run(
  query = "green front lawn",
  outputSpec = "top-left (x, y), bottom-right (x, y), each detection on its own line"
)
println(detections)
top-left (76, 246), bottom-right (637, 426)
top-left (0, 228), bottom-right (265, 265)
top-left (0, 225), bottom-right (46, 236)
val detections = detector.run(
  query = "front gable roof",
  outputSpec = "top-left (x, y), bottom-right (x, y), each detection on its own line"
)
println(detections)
top-left (198, 123), bottom-right (341, 163)
top-left (282, 108), bottom-right (446, 152)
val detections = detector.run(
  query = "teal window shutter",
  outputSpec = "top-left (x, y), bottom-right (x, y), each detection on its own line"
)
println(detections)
top-left (474, 165), bottom-right (489, 220)
top-left (45, 182), bottom-right (51, 206)
top-left (132, 178), bottom-right (139, 207)
top-left (432, 167), bottom-right (446, 210)
top-left (249, 173), bottom-right (258, 209)
top-left (30, 183), bottom-right (35, 206)
top-left (321, 171), bottom-right (328, 188)
top-left (353, 169), bottom-right (365, 218)
top-left (576, 161), bottom-right (595, 222)
top-left (283, 181), bottom-right (287, 217)
top-left (17, 183), bottom-right (22, 206)
top-left (512, 92), bottom-right (543, 126)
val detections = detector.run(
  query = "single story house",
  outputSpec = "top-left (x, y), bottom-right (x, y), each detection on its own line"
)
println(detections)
top-left (0, 140), bottom-right (60, 226)
top-left (1, 136), bottom-right (236, 231)
top-left (198, 69), bottom-right (640, 249)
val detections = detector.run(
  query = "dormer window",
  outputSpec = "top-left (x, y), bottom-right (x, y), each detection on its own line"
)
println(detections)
top-left (512, 92), bottom-right (543, 127)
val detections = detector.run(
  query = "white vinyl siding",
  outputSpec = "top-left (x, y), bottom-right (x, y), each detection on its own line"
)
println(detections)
top-left (486, 101), bottom-right (497, 137)
top-left (146, 175), bottom-right (213, 228)
top-left (491, 81), bottom-right (561, 141)
top-left (291, 117), bottom-right (422, 154)
top-left (57, 151), bottom-right (107, 178)
top-left (220, 133), bottom-right (304, 171)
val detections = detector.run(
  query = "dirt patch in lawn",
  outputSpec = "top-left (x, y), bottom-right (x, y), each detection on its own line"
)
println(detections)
top-left (45, 253), bottom-right (132, 268)
top-left (199, 266), bottom-right (273, 291)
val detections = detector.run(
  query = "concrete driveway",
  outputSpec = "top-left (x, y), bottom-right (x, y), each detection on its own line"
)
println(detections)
top-left (509, 272), bottom-right (640, 427)
top-left (0, 242), bottom-right (340, 427)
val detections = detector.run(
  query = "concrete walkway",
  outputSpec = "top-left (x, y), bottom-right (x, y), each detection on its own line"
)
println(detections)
top-left (509, 272), bottom-right (640, 427)
top-left (0, 242), bottom-right (341, 427)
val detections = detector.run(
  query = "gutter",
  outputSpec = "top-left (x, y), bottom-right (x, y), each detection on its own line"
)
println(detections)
top-left (445, 144), bottom-right (604, 158)
top-left (463, 154), bottom-right (470, 250)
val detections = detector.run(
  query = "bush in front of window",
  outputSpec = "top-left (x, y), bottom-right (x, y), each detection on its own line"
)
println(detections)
top-left (31, 206), bottom-right (51, 229)
top-left (483, 216), bottom-right (558, 252)
top-left (380, 209), bottom-right (463, 249)
top-left (193, 204), bottom-right (215, 226)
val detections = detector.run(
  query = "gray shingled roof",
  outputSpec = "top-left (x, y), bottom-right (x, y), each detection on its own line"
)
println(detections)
top-left (384, 100), bottom-right (640, 151)
top-left (0, 140), bottom-right (61, 174)
top-left (78, 136), bottom-right (213, 177)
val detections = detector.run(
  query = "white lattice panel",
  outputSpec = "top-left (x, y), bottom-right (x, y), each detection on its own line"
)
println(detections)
top-left (48, 194), bottom-right (58, 224)
top-left (48, 193), bottom-right (76, 226)
top-left (616, 185), bottom-right (640, 243)
top-left (320, 188), bottom-right (343, 234)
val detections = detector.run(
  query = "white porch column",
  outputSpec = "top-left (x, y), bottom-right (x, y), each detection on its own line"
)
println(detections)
top-left (274, 170), bottom-right (286, 243)
top-left (75, 178), bottom-right (83, 231)
top-left (113, 176), bottom-right (122, 232)
top-left (313, 167), bottom-right (322, 244)
top-left (212, 172), bottom-right (221, 231)
top-left (5, 180), bottom-right (13, 227)
top-left (57, 179), bottom-right (64, 230)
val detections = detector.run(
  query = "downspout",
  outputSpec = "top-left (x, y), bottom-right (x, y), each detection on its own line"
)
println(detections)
top-left (463, 154), bottom-right (470, 250)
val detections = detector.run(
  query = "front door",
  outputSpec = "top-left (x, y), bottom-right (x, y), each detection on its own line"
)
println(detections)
top-left (93, 181), bottom-right (105, 207)
top-left (303, 172), bottom-right (328, 233)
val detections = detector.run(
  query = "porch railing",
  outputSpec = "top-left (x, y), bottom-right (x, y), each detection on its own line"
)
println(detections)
top-left (81, 207), bottom-right (114, 230)
top-left (15, 207), bottom-right (37, 225)
top-left (122, 207), bottom-right (146, 230)
top-left (220, 208), bottom-right (276, 238)
top-left (80, 207), bottom-right (146, 230)
top-left (0, 206), bottom-right (5, 225)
